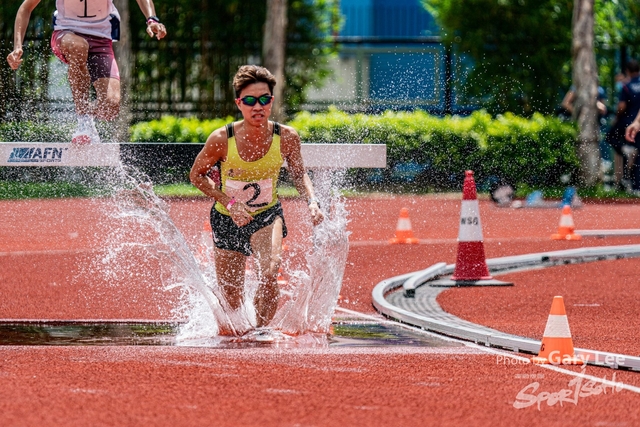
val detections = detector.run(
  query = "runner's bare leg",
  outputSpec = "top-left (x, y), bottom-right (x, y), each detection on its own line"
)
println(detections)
top-left (58, 33), bottom-right (91, 116)
top-left (250, 218), bottom-right (283, 327)
top-left (214, 247), bottom-right (247, 312)
top-left (93, 77), bottom-right (120, 121)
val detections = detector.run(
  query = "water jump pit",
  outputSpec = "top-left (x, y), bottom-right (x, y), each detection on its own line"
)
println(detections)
top-left (0, 319), bottom-right (462, 349)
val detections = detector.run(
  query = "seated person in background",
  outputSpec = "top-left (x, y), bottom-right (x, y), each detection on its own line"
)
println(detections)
top-left (560, 84), bottom-right (608, 119)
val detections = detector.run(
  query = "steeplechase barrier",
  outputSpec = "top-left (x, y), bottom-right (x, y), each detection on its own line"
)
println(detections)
top-left (0, 142), bottom-right (387, 169)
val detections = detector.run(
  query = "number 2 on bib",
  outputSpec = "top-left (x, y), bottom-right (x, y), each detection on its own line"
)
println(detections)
top-left (225, 178), bottom-right (273, 212)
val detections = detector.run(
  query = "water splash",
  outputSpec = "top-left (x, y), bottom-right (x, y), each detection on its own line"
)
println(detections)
top-left (93, 165), bottom-right (236, 335)
top-left (272, 170), bottom-right (350, 334)
top-left (94, 164), bottom-right (350, 342)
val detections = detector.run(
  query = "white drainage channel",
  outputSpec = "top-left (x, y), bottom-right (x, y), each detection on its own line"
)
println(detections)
top-left (372, 244), bottom-right (640, 372)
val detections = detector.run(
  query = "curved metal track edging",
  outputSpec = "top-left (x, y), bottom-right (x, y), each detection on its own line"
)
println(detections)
top-left (372, 244), bottom-right (640, 372)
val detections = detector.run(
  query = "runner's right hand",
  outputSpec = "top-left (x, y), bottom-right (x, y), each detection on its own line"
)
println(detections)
top-left (626, 122), bottom-right (640, 143)
top-left (7, 48), bottom-right (23, 70)
top-left (229, 201), bottom-right (253, 227)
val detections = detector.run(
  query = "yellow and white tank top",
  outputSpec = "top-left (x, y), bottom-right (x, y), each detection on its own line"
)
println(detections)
top-left (215, 122), bottom-right (283, 216)
top-left (53, 0), bottom-right (120, 40)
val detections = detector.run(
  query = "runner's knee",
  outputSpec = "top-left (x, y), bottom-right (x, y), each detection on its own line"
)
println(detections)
top-left (60, 36), bottom-right (89, 62)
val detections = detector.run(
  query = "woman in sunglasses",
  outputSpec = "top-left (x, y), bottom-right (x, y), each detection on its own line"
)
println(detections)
top-left (190, 65), bottom-right (324, 336)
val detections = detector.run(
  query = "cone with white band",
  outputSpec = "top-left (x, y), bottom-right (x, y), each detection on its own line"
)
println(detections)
top-left (551, 205), bottom-right (581, 240)
top-left (452, 171), bottom-right (493, 281)
top-left (198, 219), bottom-right (214, 261)
top-left (431, 171), bottom-right (512, 287)
top-left (389, 208), bottom-right (419, 244)
top-left (532, 296), bottom-right (584, 365)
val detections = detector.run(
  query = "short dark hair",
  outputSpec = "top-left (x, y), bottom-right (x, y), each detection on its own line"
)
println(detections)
top-left (625, 59), bottom-right (639, 74)
top-left (233, 65), bottom-right (277, 98)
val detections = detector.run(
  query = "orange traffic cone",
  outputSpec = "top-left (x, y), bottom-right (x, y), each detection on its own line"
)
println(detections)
top-left (389, 208), bottom-right (419, 244)
top-left (431, 171), bottom-right (512, 287)
top-left (452, 171), bottom-right (493, 281)
top-left (277, 266), bottom-right (288, 286)
top-left (532, 296), bottom-right (584, 365)
top-left (551, 205), bottom-right (581, 240)
top-left (198, 219), bottom-right (214, 259)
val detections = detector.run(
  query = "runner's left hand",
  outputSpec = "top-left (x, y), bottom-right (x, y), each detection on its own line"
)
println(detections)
top-left (147, 22), bottom-right (167, 40)
top-left (309, 202), bottom-right (324, 226)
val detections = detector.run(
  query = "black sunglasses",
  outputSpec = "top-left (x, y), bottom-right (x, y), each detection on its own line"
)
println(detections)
top-left (237, 94), bottom-right (273, 107)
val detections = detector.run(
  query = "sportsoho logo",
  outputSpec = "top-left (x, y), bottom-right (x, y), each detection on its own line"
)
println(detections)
top-left (7, 146), bottom-right (68, 164)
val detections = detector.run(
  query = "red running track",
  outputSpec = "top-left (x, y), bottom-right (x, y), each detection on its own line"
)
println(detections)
top-left (1, 195), bottom-right (640, 426)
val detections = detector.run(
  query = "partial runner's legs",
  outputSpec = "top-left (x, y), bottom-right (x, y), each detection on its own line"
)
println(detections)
top-left (56, 31), bottom-right (121, 143)
top-left (214, 247), bottom-right (247, 312)
top-left (214, 218), bottom-right (283, 330)
top-left (250, 218), bottom-right (284, 327)
top-left (58, 32), bottom-right (92, 116)
top-left (93, 77), bottom-right (121, 121)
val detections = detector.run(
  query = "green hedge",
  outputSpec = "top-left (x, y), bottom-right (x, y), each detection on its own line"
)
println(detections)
top-left (288, 108), bottom-right (580, 188)
top-left (0, 121), bottom-right (74, 142)
top-left (129, 116), bottom-right (235, 143)
top-left (1, 110), bottom-right (579, 189)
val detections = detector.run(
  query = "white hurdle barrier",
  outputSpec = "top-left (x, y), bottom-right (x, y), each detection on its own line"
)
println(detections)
top-left (0, 142), bottom-right (387, 169)
top-left (0, 143), bottom-right (121, 167)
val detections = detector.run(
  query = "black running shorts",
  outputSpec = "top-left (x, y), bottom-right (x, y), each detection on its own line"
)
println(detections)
top-left (209, 201), bottom-right (287, 256)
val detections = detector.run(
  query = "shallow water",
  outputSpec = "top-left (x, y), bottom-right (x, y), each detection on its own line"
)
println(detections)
top-left (0, 320), bottom-right (461, 349)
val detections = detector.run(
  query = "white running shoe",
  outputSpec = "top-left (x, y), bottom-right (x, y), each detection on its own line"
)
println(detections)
top-left (71, 115), bottom-right (100, 145)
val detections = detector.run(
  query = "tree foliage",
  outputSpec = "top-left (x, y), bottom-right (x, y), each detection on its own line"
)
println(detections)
top-left (423, 0), bottom-right (574, 116)
top-left (594, 0), bottom-right (640, 91)
top-left (0, 1), bottom-right (341, 122)
top-left (423, 0), bottom-right (640, 116)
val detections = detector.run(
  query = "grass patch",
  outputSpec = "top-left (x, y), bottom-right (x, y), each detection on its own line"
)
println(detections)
top-left (152, 183), bottom-right (207, 197)
top-left (515, 183), bottom-right (637, 200)
top-left (152, 183), bottom-right (303, 198)
top-left (2, 180), bottom-right (637, 201)
top-left (0, 181), bottom-right (108, 200)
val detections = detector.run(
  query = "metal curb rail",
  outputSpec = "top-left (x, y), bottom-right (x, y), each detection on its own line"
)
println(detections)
top-left (373, 244), bottom-right (640, 371)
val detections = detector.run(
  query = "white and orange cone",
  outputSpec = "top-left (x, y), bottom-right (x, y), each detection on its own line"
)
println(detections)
top-left (551, 205), bottom-right (581, 240)
top-left (198, 219), bottom-right (214, 260)
top-left (451, 170), bottom-right (493, 281)
top-left (277, 267), bottom-right (288, 286)
top-left (389, 208), bottom-right (419, 244)
top-left (532, 296), bottom-right (584, 365)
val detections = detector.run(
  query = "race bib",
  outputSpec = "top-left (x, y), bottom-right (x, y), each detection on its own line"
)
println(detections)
top-left (64, 0), bottom-right (110, 21)
top-left (225, 178), bottom-right (274, 212)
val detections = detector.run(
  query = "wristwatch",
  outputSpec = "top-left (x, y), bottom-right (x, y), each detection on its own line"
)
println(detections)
top-left (308, 197), bottom-right (320, 209)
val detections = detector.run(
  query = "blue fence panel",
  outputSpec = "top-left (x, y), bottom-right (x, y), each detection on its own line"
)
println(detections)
top-left (340, 0), bottom-right (374, 37)
top-left (373, 0), bottom-right (439, 38)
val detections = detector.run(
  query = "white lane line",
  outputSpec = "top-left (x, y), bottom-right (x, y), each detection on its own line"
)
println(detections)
top-left (336, 306), bottom-right (640, 393)
top-left (0, 249), bottom-right (96, 257)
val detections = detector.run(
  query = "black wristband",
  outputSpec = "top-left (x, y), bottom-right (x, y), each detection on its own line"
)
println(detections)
top-left (146, 16), bottom-right (160, 24)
